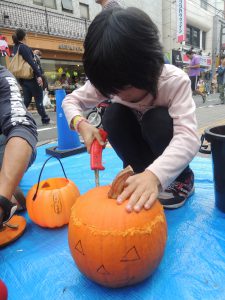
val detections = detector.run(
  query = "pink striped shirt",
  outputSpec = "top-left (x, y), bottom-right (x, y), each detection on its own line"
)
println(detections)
top-left (62, 64), bottom-right (200, 190)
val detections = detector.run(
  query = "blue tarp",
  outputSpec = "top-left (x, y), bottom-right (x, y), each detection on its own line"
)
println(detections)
top-left (1, 144), bottom-right (225, 300)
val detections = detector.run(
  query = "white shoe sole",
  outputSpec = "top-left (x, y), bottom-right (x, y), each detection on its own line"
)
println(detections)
top-left (3, 205), bottom-right (17, 225)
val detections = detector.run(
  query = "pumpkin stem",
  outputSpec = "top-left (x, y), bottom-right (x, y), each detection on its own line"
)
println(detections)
top-left (108, 166), bottom-right (134, 199)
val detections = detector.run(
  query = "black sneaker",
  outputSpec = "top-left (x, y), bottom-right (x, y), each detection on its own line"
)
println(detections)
top-left (158, 170), bottom-right (195, 209)
top-left (0, 195), bottom-right (17, 225)
top-left (42, 116), bottom-right (50, 125)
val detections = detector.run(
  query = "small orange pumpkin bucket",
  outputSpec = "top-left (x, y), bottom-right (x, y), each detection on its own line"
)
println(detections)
top-left (26, 156), bottom-right (80, 228)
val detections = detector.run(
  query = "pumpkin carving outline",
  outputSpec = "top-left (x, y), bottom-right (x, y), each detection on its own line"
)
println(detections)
top-left (68, 185), bottom-right (167, 288)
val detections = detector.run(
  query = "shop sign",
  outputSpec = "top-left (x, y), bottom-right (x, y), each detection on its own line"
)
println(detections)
top-left (182, 53), bottom-right (211, 66)
top-left (200, 56), bottom-right (212, 67)
top-left (58, 44), bottom-right (83, 53)
top-left (176, 0), bottom-right (186, 43)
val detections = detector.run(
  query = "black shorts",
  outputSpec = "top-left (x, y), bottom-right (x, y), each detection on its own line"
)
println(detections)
top-left (189, 76), bottom-right (198, 91)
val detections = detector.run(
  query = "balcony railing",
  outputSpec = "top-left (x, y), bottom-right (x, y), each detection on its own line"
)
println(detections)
top-left (0, 0), bottom-right (91, 40)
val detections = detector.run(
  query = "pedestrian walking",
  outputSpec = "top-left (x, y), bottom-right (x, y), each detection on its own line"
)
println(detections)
top-left (12, 29), bottom-right (50, 124)
top-left (186, 49), bottom-right (206, 103)
top-left (217, 55), bottom-right (225, 104)
top-left (62, 7), bottom-right (200, 212)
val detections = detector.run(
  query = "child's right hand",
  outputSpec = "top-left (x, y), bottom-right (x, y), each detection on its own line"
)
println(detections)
top-left (78, 122), bottom-right (105, 153)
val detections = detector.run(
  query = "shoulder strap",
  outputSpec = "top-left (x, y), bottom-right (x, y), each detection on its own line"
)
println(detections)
top-left (17, 44), bottom-right (21, 55)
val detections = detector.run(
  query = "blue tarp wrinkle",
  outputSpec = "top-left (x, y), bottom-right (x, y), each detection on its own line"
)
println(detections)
top-left (1, 144), bottom-right (225, 300)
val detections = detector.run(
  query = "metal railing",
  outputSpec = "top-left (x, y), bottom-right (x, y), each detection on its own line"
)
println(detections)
top-left (0, 0), bottom-right (91, 40)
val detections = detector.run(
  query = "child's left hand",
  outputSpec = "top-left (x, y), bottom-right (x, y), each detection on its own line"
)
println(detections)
top-left (116, 170), bottom-right (160, 213)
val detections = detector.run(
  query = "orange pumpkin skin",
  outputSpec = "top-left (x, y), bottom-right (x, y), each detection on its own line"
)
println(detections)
top-left (68, 186), bottom-right (167, 288)
top-left (27, 178), bottom-right (80, 228)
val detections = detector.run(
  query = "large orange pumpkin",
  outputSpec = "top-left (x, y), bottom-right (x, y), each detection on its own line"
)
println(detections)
top-left (27, 177), bottom-right (80, 228)
top-left (68, 185), bottom-right (167, 288)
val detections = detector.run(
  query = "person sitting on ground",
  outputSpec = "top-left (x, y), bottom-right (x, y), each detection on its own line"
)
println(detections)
top-left (186, 49), bottom-right (206, 103)
top-left (0, 65), bottom-right (37, 227)
top-left (62, 7), bottom-right (200, 212)
top-left (217, 55), bottom-right (225, 104)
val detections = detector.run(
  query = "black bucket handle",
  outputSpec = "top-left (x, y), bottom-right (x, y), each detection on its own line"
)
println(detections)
top-left (32, 156), bottom-right (67, 201)
top-left (199, 134), bottom-right (211, 154)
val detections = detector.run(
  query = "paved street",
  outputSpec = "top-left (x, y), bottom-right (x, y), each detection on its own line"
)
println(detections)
top-left (195, 93), bottom-right (225, 134)
top-left (33, 110), bottom-right (57, 146)
top-left (32, 93), bottom-right (225, 146)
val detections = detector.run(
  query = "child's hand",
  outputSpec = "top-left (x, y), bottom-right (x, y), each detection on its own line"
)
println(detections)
top-left (117, 170), bottom-right (160, 213)
top-left (79, 122), bottom-right (105, 153)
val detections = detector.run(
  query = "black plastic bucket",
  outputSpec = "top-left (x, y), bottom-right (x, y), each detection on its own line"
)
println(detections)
top-left (201, 125), bottom-right (225, 212)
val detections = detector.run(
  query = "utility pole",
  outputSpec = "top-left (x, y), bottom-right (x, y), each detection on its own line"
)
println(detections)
top-left (219, 20), bottom-right (225, 59)
top-left (212, 15), bottom-right (225, 76)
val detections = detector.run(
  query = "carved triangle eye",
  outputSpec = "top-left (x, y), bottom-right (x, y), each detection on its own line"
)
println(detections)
top-left (74, 240), bottom-right (85, 255)
top-left (96, 265), bottom-right (111, 275)
top-left (120, 246), bottom-right (140, 262)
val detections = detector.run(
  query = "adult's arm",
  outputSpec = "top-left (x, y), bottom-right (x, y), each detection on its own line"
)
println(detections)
top-left (189, 55), bottom-right (201, 69)
top-left (189, 64), bottom-right (200, 69)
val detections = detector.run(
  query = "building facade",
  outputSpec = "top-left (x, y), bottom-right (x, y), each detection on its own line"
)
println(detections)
top-left (0, 0), bottom-right (162, 89)
top-left (163, 0), bottom-right (225, 71)
top-left (1, 0), bottom-right (224, 83)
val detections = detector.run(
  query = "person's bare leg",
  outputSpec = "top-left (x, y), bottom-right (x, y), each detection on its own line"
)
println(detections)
top-left (0, 137), bottom-right (32, 223)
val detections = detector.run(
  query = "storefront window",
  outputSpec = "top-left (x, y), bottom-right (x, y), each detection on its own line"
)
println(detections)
top-left (40, 59), bottom-right (86, 93)
top-left (33, 0), bottom-right (57, 9)
top-left (61, 0), bottom-right (73, 13)
top-left (186, 25), bottom-right (200, 48)
top-left (79, 3), bottom-right (90, 20)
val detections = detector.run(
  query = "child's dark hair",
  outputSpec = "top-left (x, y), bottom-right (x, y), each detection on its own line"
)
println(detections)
top-left (83, 7), bottom-right (164, 98)
top-left (221, 55), bottom-right (225, 60)
top-left (15, 28), bottom-right (26, 42)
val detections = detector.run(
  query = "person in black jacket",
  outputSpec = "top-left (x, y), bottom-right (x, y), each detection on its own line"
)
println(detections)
top-left (13, 29), bottom-right (50, 124)
top-left (0, 65), bottom-right (37, 227)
